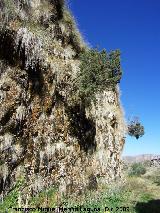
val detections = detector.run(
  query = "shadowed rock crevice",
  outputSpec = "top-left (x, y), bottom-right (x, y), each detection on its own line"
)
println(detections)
top-left (27, 65), bottom-right (44, 96)
top-left (66, 104), bottom-right (96, 154)
top-left (0, 175), bottom-right (11, 194)
top-left (0, 108), bottom-right (15, 127)
top-left (0, 30), bottom-right (17, 65)
top-left (50, 0), bottom-right (64, 21)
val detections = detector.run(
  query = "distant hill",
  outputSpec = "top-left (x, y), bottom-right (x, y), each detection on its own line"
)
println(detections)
top-left (123, 154), bottom-right (160, 163)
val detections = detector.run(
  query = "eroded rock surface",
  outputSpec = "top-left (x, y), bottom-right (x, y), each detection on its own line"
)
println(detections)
top-left (0, 0), bottom-right (126, 201)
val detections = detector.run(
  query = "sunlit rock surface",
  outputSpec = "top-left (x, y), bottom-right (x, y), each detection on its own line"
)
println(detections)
top-left (0, 0), bottom-right (126, 201)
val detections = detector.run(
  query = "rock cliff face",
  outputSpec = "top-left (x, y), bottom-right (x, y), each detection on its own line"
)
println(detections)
top-left (0, 0), bottom-right (126, 201)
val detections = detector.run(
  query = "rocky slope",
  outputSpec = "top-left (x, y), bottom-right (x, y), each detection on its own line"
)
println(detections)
top-left (0, 0), bottom-right (126, 203)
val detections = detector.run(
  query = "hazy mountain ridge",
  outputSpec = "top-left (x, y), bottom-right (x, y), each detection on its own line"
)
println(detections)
top-left (123, 154), bottom-right (160, 163)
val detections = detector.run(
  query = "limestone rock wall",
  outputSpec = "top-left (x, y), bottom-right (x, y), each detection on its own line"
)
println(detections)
top-left (0, 0), bottom-right (126, 201)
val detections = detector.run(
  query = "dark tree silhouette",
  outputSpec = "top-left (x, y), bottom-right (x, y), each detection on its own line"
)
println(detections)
top-left (128, 117), bottom-right (145, 139)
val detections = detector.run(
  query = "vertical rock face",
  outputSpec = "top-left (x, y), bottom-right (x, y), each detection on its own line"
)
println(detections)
top-left (0, 0), bottom-right (126, 199)
top-left (86, 90), bottom-right (126, 181)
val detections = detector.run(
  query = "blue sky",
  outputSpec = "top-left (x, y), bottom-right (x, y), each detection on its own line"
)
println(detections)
top-left (69, 0), bottom-right (160, 156)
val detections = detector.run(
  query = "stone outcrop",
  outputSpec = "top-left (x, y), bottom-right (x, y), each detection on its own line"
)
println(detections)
top-left (0, 0), bottom-right (126, 202)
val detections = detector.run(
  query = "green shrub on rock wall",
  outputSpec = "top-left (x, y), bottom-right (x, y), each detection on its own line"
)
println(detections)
top-left (128, 163), bottom-right (146, 177)
top-left (76, 48), bottom-right (122, 104)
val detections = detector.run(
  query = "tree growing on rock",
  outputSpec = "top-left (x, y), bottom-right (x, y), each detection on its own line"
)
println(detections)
top-left (128, 117), bottom-right (145, 139)
top-left (75, 48), bottom-right (122, 105)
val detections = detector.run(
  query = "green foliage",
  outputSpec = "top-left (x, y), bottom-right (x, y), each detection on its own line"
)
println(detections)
top-left (128, 117), bottom-right (145, 139)
top-left (0, 177), bottom-right (25, 212)
top-left (76, 48), bottom-right (122, 104)
top-left (1, 175), bottom-right (160, 213)
top-left (0, 183), bottom-right (57, 213)
top-left (61, 176), bottom-right (159, 213)
top-left (29, 187), bottom-right (57, 208)
top-left (128, 163), bottom-right (146, 177)
top-left (61, 184), bottom-right (133, 213)
top-left (145, 168), bottom-right (160, 186)
top-left (153, 175), bottom-right (160, 186)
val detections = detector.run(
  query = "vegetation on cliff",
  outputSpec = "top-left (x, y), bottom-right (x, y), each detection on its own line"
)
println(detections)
top-left (75, 49), bottom-right (122, 105)
top-left (0, 1), bottom-right (134, 211)
top-left (1, 163), bottom-right (160, 213)
top-left (128, 117), bottom-right (145, 139)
